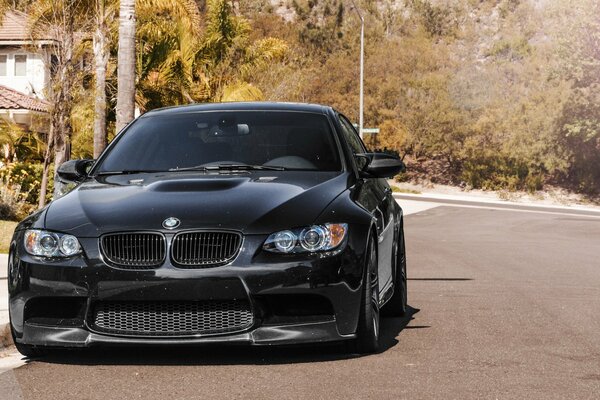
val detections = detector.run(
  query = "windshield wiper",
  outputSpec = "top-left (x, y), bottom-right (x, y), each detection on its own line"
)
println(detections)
top-left (95, 170), bottom-right (164, 176)
top-left (169, 164), bottom-right (287, 172)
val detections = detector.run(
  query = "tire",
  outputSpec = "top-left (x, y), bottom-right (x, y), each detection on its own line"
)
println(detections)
top-left (348, 236), bottom-right (380, 354)
top-left (381, 221), bottom-right (407, 317)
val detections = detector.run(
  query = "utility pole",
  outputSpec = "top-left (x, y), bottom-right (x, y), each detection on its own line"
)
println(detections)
top-left (350, 0), bottom-right (364, 139)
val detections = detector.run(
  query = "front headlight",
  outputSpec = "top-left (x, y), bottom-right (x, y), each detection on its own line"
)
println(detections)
top-left (263, 223), bottom-right (348, 254)
top-left (24, 229), bottom-right (82, 258)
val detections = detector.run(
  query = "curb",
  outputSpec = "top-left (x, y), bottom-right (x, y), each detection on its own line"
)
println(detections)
top-left (0, 323), bottom-right (13, 350)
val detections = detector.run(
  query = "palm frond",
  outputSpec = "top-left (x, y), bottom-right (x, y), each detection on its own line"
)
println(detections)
top-left (220, 82), bottom-right (263, 102)
top-left (240, 37), bottom-right (289, 78)
top-left (137, 0), bottom-right (201, 35)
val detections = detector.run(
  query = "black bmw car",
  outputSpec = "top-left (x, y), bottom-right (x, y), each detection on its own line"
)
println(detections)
top-left (8, 102), bottom-right (407, 356)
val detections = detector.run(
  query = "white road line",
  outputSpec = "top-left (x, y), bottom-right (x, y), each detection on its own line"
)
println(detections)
top-left (398, 200), bottom-right (441, 216)
top-left (396, 198), bottom-right (600, 219)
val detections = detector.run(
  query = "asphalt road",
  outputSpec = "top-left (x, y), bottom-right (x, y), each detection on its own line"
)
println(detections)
top-left (1, 204), bottom-right (599, 399)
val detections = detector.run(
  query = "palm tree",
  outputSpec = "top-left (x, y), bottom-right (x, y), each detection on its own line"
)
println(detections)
top-left (0, 1), bottom-right (8, 18)
top-left (0, 120), bottom-right (24, 162)
top-left (135, 0), bottom-right (203, 111)
top-left (116, 0), bottom-right (135, 132)
top-left (196, 0), bottom-right (288, 102)
top-left (92, 0), bottom-right (114, 158)
top-left (134, 0), bottom-right (288, 108)
top-left (0, 120), bottom-right (45, 162)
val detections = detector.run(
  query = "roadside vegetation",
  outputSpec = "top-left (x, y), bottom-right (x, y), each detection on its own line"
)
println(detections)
top-left (1, 0), bottom-right (599, 220)
top-left (391, 185), bottom-right (421, 195)
top-left (0, 220), bottom-right (17, 252)
top-left (242, 0), bottom-right (600, 198)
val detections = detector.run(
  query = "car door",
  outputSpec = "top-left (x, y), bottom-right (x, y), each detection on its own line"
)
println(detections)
top-left (337, 114), bottom-right (395, 294)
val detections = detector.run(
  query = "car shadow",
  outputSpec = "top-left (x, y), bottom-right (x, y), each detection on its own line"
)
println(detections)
top-left (27, 306), bottom-right (421, 366)
top-left (378, 306), bottom-right (422, 353)
top-left (408, 278), bottom-right (472, 281)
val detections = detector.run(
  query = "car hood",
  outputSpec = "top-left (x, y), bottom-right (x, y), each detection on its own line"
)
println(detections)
top-left (44, 171), bottom-right (351, 237)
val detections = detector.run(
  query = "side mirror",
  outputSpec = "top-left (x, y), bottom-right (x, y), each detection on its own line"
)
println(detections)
top-left (56, 159), bottom-right (95, 183)
top-left (357, 153), bottom-right (405, 178)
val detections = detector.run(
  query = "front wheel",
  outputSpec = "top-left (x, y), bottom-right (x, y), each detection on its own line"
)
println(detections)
top-left (347, 236), bottom-right (380, 354)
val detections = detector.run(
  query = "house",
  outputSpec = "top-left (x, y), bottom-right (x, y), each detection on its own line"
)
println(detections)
top-left (0, 10), bottom-right (52, 132)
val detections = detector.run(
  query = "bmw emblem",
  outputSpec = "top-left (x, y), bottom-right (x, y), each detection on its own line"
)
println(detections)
top-left (162, 217), bottom-right (180, 230)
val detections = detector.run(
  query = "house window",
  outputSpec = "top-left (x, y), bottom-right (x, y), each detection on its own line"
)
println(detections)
top-left (14, 55), bottom-right (27, 76)
top-left (50, 55), bottom-right (58, 79)
top-left (0, 55), bottom-right (7, 76)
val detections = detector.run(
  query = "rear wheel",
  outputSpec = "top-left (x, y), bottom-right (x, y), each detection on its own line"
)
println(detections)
top-left (348, 236), bottom-right (380, 354)
top-left (381, 221), bottom-right (407, 317)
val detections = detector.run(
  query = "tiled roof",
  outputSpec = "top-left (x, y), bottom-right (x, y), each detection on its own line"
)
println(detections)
top-left (0, 85), bottom-right (49, 112)
top-left (0, 10), bottom-right (54, 42)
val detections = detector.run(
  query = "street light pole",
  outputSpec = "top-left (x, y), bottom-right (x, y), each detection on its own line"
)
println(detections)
top-left (350, 0), bottom-right (364, 139)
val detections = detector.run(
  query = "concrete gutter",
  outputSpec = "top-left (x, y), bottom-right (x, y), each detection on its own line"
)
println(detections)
top-left (0, 324), bottom-right (11, 349)
top-left (0, 254), bottom-right (12, 350)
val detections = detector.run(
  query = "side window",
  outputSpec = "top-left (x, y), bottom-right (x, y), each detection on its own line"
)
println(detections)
top-left (14, 55), bottom-right (27, 76)
top-left (338, 114), bottom-right (368, 170)
top-left (0, 55), bottom-right (7, 76)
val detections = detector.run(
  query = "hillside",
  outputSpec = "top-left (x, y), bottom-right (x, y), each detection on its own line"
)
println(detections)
top-left (1, 0), bottom-right (598, 215)
top-left (236, 0), bottom-right (600, 197)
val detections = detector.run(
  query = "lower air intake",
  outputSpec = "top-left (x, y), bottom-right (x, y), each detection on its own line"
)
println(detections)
top-left (91, 300), bottom-right (253, 337)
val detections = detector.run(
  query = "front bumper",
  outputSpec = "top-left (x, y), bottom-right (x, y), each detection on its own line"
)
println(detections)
top-left (9, 231), bottom-right (368, 348)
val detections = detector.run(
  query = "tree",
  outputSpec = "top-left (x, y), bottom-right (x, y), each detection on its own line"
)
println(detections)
top-left (116, 0), bottom-right (136, 132)
top-left (0, 0), bottom-right (8, 17)
top-left (0, 120), bottom-right (25, 162)
top-left (135, 0), bottom-right (203, 110)
top-left (28, 0), bottom-right (88, 205)
top-left (551, 0), bottom-right (600, 194)
top-left (196, 0), bottom-right (288, 102)
top-left (0, 120), bottom-right (44, 162)
top-left (134, 0), bottom-right (287, 109)
top-left (92, 0), bottom-right (114, 157)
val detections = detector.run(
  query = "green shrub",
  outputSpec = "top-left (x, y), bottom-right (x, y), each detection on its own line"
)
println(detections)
top-left (394, 172), bottom-right (410, 183)
top-left (0, 162), bottom-right (53, 214)
top-left (460, 155), bottom-right (545, 193)
top-left (0, 177), bottom-right (32, 220)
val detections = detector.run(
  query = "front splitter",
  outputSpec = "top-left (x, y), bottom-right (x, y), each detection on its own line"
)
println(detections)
top-left (20, 320), bottom-right (355, 348)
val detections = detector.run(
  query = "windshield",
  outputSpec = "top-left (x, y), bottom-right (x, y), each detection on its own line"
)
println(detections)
top-left (96, 111), bottom-right (342, 173)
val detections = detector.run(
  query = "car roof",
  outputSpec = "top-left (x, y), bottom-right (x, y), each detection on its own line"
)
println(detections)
top-left (141, 102), bottom-right (333, 117)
